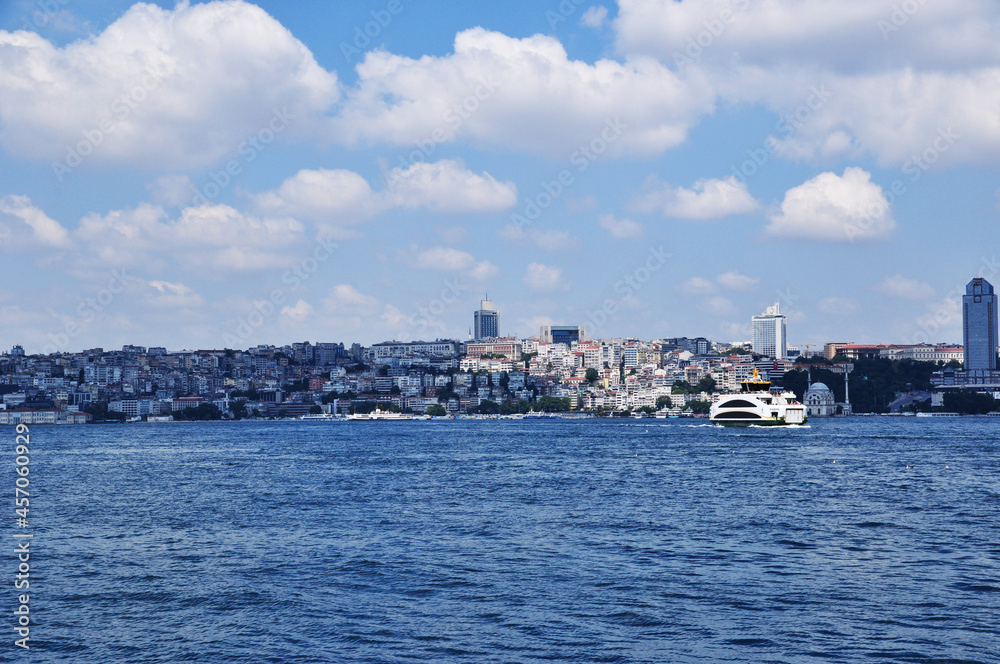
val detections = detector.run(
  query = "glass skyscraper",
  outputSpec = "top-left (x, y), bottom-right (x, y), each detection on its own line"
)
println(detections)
top-left (473, 299), bottom-right (499, 340)
top-left (963, 277), bottom-right (997, 371)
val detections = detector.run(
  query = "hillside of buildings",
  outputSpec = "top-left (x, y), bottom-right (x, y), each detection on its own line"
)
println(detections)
top-left (0, 336), bottom-right (986, 424)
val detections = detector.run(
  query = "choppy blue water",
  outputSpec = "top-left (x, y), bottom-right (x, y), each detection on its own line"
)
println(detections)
top-left (11, 419), bottom-right (1000, 663)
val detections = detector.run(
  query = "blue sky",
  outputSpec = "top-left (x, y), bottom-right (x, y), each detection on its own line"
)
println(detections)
top-left (1, 0), bottom-right (998, 353)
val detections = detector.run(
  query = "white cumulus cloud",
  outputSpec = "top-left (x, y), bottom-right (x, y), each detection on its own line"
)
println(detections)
top-left (385, 160), bottom-right (516, 214)
top-left (679, 277), bottom-right (716, 296)
top-left (281, 299), bottom-right (315, 322)
top-left (879, 274), bottom-right (935, 300)
top-left (632, 176), bottom-right (759, 220)
top-left (716, 271), bottom-right (759, 291)
top-left (144, 280), bottom-right (204, 308)
top-left (322, 284), bottom-right (380, 316)
top-left (253, 160), bottom-right (515, 227)
top-left (598, 213), bottom-right (643, 238)
top-left (254, 169), bottom-right (377, 224)
top-left (0, 1), bottom-right (339, 169)
top-left (581, 6), bottom-right (609, 28)
top-left (0, 194), bottom-right (71, 250)
top-left (75, 203), bottom-right (307, 272)
top-left (766, 167), bottom-right (896, 242)
top-left (613, 1), bottom-right (1000, 167)
top-left (412, 246), bottom-right (476, 271)
top-left (523, 262), bottom-right (565, 291)
top-left (331, 27), bottom-right (714, 158)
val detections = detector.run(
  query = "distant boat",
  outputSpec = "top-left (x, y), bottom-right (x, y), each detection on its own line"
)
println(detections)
top-left (299, 413), bottom-right (346, 421)
top-left (349, 408), bottom-right (412, 421)
top-left (709, 368), bottom-right (808, 427)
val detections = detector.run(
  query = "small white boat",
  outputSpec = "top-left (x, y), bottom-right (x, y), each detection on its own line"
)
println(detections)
top-left (349, 408), bottom-right (412, 421)
top-left (299, 413), bottom-right (346, 421)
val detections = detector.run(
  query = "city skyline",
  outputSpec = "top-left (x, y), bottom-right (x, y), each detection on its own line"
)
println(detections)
top-left (1, 1), bottom-right (999, 352)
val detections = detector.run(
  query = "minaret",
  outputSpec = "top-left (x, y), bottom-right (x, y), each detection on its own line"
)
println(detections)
top-left (844, 369), bottom-right (850, 407)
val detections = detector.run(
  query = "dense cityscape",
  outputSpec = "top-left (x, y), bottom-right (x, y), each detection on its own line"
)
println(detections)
top-left (2, 278), bottom-right (997, 425)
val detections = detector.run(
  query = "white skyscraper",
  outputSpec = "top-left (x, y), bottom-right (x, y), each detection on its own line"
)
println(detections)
top-left (752, 303), bottom-right (787, 359)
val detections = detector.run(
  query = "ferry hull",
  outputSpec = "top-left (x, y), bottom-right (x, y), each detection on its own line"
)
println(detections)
top-left (710, 416), bottom-right (808, 427)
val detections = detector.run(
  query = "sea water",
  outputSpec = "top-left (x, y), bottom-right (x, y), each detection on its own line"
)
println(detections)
top-left (13, 419), bottom-right (1000, 663)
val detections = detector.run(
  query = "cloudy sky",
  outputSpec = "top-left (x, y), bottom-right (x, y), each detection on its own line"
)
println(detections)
top-left (1, 0), bottom-right (998, 353)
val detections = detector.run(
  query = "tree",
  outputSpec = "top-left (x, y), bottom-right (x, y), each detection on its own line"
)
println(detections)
top-left (696, 375), bottom-right (717, 393)
top-left (230, 399), bottom-right (248, 420)
top-left (685, 399), bottom-right (712, 415)
top-left (656, 395), bottom-right (672, 410)
top-left (585, 368), bottom-right (599, 385)
top-left (532, 395), bottom-right (571, 412)
top-left (308, 405), bottom-right (323, 415)
top-left (426, 404), bottom-right (447, 416)
top-left (352, 401), bottom-right (376, 415)
top-left (283, 379), bottom-right (309, 393)
top-left (436, 384), bottom-right (458, 402)
top-left (175, 403), bottom-right (223, 421)
top-left (942, 389), bottom-right (996, 415)
top-left (475, 400), bottom-right (501, 414)
top-left (784, 358), bottom-right (943, 413)
top-left (672, 380), bottom-right (695, 394)
top-left (84, 403), bottom-right (125, 422)
top-left (721, 345), bottom-right (751, 356)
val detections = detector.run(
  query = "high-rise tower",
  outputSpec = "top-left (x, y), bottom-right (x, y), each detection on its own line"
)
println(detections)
top-left (963, 277), bottom-right (998, 371)
top-left (752, 302), bottom-right (787, 359)
top-left (473, 298), bottom-right (499, 340)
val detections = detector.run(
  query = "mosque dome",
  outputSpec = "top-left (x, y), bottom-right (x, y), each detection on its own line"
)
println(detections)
top-left (806, 382), bottom-right (833, 396)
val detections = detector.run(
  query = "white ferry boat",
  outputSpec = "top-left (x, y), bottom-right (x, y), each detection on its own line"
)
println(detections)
top-left (348, 408), bottom-right (413, 421)
top-left (709, 368), bottom-right (807, 427)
